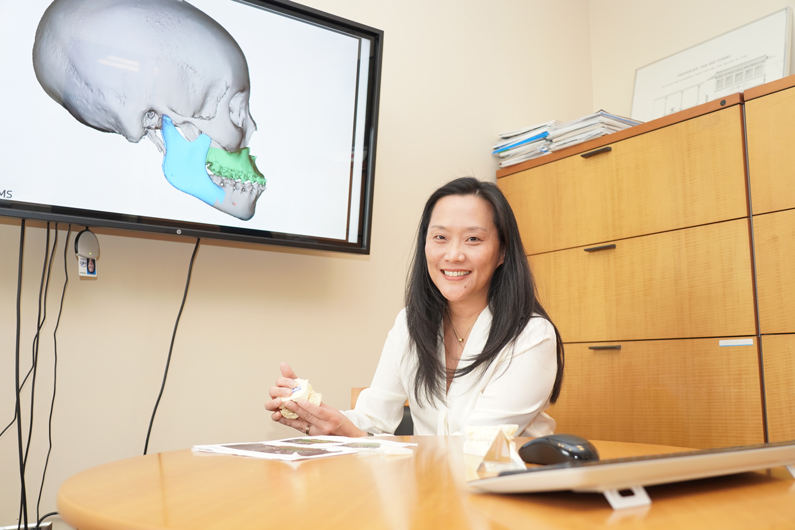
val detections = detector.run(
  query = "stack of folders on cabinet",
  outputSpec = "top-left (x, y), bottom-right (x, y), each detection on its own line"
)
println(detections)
top-left (493, 110), bottom-right (643, 168)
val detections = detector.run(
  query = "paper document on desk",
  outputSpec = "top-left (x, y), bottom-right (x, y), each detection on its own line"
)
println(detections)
top-left (193, 436), bottom-right (416, 461)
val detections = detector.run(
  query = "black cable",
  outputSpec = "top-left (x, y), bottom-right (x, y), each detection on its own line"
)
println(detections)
top-left (36, 511), bottom-right (58, 529)
top-left (0, 417), bottom-right (15, 438)
top-left (18, 223), bottom-right (55, 528)
top-left (15, 219), bottom-right (28, 530)
top-left (0, 364), bottom-right (33, 439)
top-left (1, 229), bottom-right (60, 441)
top-left (36, 225), bottom-right (70, 525)
top-left (143, 238), bottom-right (201, 455)
top-left (18, 224), bottom-right (55, 530)
top-left (24, 224), bottom-right (55, 470)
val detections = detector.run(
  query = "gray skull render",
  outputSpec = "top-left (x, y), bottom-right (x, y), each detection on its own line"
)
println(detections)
top-left (33, 0), bottom-right (266, 220)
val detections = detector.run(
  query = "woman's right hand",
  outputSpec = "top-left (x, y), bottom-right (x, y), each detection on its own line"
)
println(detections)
top-left (264, 362), bottom-right (300, 422)
top-left (265, 362), bottom-right (366, 437)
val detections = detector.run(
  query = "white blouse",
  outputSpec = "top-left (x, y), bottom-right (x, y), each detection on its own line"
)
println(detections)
top-left (344, 307), bottom-right (558, 436)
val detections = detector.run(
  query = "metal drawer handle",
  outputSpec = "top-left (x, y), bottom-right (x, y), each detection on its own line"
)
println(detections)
top-left (580, 146), bottom-right (612, 159)
top-left (588, 345), bottom-right (622, 350)
top-left (584, 244), bottom-right (616, 252)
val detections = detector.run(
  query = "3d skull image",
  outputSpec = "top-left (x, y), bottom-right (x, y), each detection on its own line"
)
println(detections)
top-left (32, 0), bottom-right (266, 220)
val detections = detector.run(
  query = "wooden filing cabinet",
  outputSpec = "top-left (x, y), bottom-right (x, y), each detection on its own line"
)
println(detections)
top-left (760, 334), bottom-right (795, 442)
top-left (498, 97), bottom-right (765, 449)
top-left (744, 78), bottom-right (795, 445)
top-left (499, 106), bottom-right (748, 255)
top-left (530, 219), bottom-right (756, 343)
top-left (747, 80), bottom-right (795, 335)
top-left (745, 84), bottom-right (795, 215)
top-left (549, 339), bottom-right (763, 449)
top-left (752, 210), bottom-right (795, 334)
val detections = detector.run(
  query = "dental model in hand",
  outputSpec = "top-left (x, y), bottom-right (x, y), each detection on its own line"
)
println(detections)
top-left (280, 379), bottom-right (322, 420)
top-left (32, 0), bottom-right (266, 220)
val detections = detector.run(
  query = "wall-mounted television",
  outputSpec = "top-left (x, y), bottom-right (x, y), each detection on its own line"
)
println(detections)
top-left (0, 0), bottom-right (382, 253)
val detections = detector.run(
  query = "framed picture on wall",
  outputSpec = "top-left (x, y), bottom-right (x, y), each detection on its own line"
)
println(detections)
top-left (631, 8), bottom-right (791, 122)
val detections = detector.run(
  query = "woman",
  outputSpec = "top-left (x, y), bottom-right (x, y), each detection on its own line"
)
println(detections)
top-left (266, 177), bottom-right (564, 437)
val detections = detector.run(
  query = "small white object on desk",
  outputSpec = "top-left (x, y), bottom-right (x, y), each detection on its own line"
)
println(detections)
top-left (464, 424), bottom-right (525, 473)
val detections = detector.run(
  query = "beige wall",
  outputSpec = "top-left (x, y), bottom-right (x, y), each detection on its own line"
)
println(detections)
top-left (0, 1), bottom-right (594, 527)
top-left (590, 0), bottom-right (795, 115)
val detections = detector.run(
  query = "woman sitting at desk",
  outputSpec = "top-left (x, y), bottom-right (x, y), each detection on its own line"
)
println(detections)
top-left (265, 177), bottom-right (564, 437)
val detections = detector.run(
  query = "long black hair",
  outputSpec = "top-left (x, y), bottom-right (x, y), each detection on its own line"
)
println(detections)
top-left (405, 177), bottom-right (564, 407)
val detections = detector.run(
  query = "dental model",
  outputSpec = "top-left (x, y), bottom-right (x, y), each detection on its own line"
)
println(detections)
top-left (32, 0), bottom-right (265, 220)
top-left (280, 379), bottom-right (322, 420)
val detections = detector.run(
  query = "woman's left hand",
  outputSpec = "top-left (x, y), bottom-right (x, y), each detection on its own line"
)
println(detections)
top-left (280, 398), bottom-right (366, 438)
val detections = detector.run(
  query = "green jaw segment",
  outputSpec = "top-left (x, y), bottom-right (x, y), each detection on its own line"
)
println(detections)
top-left (205, 147), bottom-right (266, 186)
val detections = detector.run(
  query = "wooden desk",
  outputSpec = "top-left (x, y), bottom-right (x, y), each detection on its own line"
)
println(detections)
top-left (58, 437), bottom-right (795, 530)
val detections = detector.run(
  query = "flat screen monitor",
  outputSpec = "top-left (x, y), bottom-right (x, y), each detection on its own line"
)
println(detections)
top-left (0, 0), bottom-right (383, 253)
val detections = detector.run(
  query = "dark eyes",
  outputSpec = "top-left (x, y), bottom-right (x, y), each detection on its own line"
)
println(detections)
top-left (430, 234), bottom-right (481, 242)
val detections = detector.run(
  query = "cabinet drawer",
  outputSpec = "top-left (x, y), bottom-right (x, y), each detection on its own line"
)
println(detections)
top-left (760, 334), bottom-right (795, 443)
top-left (531, 219), bottom-right (756, 342)
top-left (753, 210), bottom-right (795, 333)
top-left (746, 86), bottom-right (795, 215)
top-left (500, 107), bottom-right (748, 255)
top-left (547, 339), bottom-right (764, 449)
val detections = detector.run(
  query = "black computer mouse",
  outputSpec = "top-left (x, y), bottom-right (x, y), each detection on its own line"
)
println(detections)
top-left (518, 433), bottom-right (600, 465)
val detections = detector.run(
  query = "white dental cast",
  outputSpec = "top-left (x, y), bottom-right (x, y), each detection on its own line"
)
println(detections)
top-left (280, 379), bottom-right (322, 420)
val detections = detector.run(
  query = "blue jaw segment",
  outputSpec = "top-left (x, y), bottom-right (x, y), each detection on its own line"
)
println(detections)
top-left (161, 115), bottom-right (225, 206)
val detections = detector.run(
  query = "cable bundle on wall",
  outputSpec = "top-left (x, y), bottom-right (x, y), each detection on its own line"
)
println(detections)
top-left (3, 222), bottom-right (70, 529)
top-left (3, 222), bottom-right (201, 527)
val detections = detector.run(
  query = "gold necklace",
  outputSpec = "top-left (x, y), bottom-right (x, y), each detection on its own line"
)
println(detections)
top-left (448, 313), bottom-right (475, 348)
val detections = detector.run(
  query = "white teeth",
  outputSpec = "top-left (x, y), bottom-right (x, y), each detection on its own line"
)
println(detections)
top-left (443, 270), bottom-right (470, 277)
